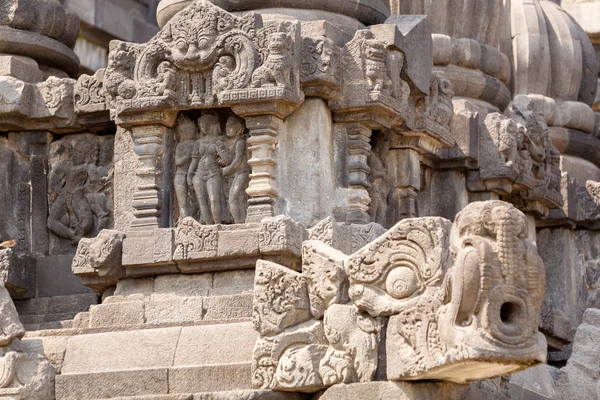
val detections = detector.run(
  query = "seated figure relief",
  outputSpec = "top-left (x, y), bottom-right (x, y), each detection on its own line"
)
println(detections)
top-left (176, 112), bottom-right (250, 225)
top-left (47, 135), bottom-right (114, 252)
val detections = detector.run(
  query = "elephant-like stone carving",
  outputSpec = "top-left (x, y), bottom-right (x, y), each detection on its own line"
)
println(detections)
top-left (251, 200), bottom-right (546, 392)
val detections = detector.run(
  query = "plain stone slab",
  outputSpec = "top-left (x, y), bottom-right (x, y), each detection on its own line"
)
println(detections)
top-left (193, 391), bottom-right (303, 400)
top-left (114, 278), bottom-right (156, 296)
top-left (0, 55), bottom-right (43, 83)
top-left (145, 297), bottom-right (203, 325)
top-left (210, 270), bottom-right (254, 296)
top-left (319, 381), bottom-right (470, 400)
top-left (56, 369), bottom-right (169, 400)
top-left (62, 327), bottom-right (182, 374)
top-left (89, 301), bottom-right (145, 328)
top-left (202, 293), bottom-right (253, 321)
top-left (154, 274), bottom-right (211, 297)
top-left (169, 364), bottom-right (252, 394)
top-left (173, 322), bottom-right (256, 366)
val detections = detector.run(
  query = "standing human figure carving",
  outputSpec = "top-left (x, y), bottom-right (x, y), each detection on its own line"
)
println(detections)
top-left (47, 139), bottom-right (96, 244)
top-left (223, 115), bottom-right (250, 223)
top-left (368, 134), bottom-right (390, 227)
top-left (188, 113), bottom-right (233, 224)
top-left (174, 114), bottom-right (198, 219)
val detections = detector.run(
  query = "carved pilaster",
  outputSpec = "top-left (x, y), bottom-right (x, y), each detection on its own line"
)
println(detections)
top-left (386, 148), bottom-right (421, 220)
top-left (339, 122), bottom-right (372, 224)
top-left (242, 114), bottom-right (282, 222)
top-left (130, 124), bottom-right (169, 230)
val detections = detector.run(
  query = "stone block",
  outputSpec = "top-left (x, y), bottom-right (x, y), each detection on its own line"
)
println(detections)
top-left (169, 364), bottom-right (252, 394)
top-left (21, 335), bottom-right (69, 373)
top-left (122, 228), bottom-right (174, 267)
top-left (14, 297), bottom-right (50, 315)
top-left (508, 365), bottom-right (561, 400)
top-left (154, 273), bottom-right (211, 297)
top-left (211, 270), bottom-right (255, 296)
top-left (37, 255), bottom-right (95, 297)
top-left (0, 55), bottom-right (43, 83)
top-left (62, 327), bottom-right (182, 374)
top-left (72, 311), bottom-right (90, 329)
top-left (56, 369), bottom-right (169, 400)
top-left (279, 99), bottom-right (336, 226)
top-left (173, 322), bottom-right (256, 367)
top-left (217, 228), bottom-right (260, 258)
top-left (319, 381), bottom-right (469, 400)
top-left (193, 391), bottom-right (303, 400)
top-left (145, 297), bottom-right (203, 325)
top-left (202, 293), bottom-right (253, 321)
top-left (88, 301), bottom-right (145, 328)
top-left (1, 250), bottom-right (36, 299)
top-left (114, 277), bottom-right (156, 296)
top-left (379, 15), bottom-right (433, 95)
top-left (48, 293), bottom-right (99, 314)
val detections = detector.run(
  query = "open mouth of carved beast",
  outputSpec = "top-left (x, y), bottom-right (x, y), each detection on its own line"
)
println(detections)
top-left (481, 285), bottom-right (537, 346)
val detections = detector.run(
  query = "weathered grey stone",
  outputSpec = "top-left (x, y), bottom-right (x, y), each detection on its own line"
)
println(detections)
top-left (556, 308), bottom-right (600, 399)
top-left (88, 301), bottom-right (145, 328)
top-left (145, 297), bottom-right (203, 325)
top-left (56, 369), bottom-right (169, 400)
top-left (174, 322), bottom-right (256, 367)
top-left (203, 293), bottom-right (253, 321)
top-left (319, 381), bottom-right (470, 400)
top-left (0, 55), bottom-right (43, 83)
top-left (0, 282), bottom-right (24, 345)
top-left (156, 0), bottom-right (390, 28)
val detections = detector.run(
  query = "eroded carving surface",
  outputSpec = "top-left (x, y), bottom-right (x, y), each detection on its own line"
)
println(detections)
top-left (47, 134), bottom-right (114, 253)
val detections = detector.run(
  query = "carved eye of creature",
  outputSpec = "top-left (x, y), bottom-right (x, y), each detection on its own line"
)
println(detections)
top-left (385, 267), bottom-right (420, 300)
top-left (176, 40), bottom-right (188, 52)
top-left (198, 37), bottom-right (209, 50)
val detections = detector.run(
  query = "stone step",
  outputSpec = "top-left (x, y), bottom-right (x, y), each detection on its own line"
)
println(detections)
top-left (88, 390), bottom-right (302, 400)
top-left (56, 322), bottom-right (258, 400)
top-left (14, 293), bottom-right (99, 331)
top-left (73, 292), bottom-right (253, 329)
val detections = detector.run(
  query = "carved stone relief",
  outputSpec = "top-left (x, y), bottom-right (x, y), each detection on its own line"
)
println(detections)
top-left (476, 104), bottom-right (562, 213)
top-left (367, 132), bottom-right (392, 227)
top-left (103, 0), bottom-right (302, 119)
top-left (174, 111), bottom-right (250, 225)
top-left (47, 134), bottom-right (115, 253)
top-left (252, 201), bottom-right (547, 392)
top-left (339, 29), bottom-right (410, 115)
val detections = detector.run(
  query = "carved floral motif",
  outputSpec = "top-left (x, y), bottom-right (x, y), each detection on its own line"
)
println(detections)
top-left (74, 69), bottom-right (107, 114)
top-left (173, 217), bottom-right (218, 260)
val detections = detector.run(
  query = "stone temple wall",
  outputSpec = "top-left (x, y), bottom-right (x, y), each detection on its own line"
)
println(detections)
top-left (0, 0), bottom-right (599, 399)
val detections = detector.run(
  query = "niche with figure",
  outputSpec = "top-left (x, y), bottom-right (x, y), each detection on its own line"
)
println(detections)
top-left (47, 134), bottom-right (115, 254)
top-left (174, 110), bottom-right (250, 225)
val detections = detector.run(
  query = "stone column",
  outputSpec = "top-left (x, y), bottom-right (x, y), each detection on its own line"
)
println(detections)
top-left (243, 115), bottom-right (281, 223)
top-left (129, 123), bottom-right (172, 231)
top-left (337, 122), bottom-right (372, 224)
top-left (387, 148), bottom-right (420, 220)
